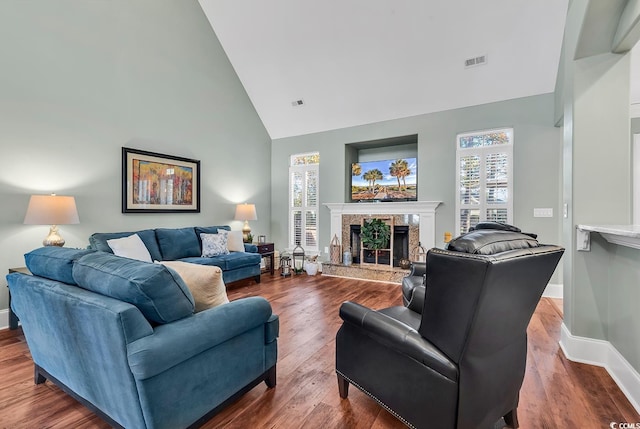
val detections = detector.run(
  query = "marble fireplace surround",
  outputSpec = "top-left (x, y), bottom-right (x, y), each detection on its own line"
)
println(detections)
top-left (324, 201), bottom-right (442, 255)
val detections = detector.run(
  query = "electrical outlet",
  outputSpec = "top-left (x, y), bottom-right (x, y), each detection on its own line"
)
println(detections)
top-left (324, 246), bottom-right (329, 254)
top-left (533, 208), bottom-right (553, 218)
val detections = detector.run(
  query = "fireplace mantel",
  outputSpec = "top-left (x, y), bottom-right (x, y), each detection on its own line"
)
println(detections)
top-left (324, 201), bottom-right (442, 249)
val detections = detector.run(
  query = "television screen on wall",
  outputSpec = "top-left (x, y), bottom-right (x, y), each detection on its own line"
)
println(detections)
top-left (351, 157), bottom-right (417, 202)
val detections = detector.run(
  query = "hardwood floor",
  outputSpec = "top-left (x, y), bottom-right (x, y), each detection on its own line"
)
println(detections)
top-left (1, 274), bottom-right (638, 428)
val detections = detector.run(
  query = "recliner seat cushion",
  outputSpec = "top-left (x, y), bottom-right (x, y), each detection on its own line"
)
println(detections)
top-left (72, 252), bottom-right (195, 324)
top-left (446, 229), bottom-right (539, 255)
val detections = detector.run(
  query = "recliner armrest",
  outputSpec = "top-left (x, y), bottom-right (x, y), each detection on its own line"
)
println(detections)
top-left (407, 285), bottom-right (426, 313)
top-left (128, 296), bottom-right (277, 380)
top-left (339, 301), bottom-right (457, 381)
top-left (409, 261), bottom-right (426, 278)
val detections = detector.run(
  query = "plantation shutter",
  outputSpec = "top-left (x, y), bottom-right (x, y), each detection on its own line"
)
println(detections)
top-left (456, 129), bottom-right (513, 234)
top-left (289, 153), bottom-right (319, 251)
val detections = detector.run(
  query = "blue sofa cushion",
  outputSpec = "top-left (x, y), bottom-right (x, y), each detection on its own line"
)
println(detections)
top-left (24, 247), bottom-right (96, 285)
top-left (89, 230), bottom-right (162, 262)
top-left (72, 252), bottom-right (195, 324)
top-left (179, 252), bottom-right (261, 271)
top-left (156, 227), bottom-right (200, 260)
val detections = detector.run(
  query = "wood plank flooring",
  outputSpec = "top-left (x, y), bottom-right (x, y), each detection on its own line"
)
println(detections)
top-left (0, 274), bottom-right (638, 428)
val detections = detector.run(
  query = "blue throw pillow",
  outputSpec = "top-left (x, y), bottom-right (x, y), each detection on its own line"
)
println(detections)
top-left (25, 247), bottom-right (96, 285)
top-left (156, 227), bottom-right (200, 260)
top-left (72, 252), bottom-right (195, 324)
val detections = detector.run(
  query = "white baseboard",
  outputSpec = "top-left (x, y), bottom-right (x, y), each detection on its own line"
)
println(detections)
top-left (560, 323), bottom-right (640, 414)
top-left (542, 283), bottom-right (563, 299)
top-left (0, 308), bottom-right (9, 331)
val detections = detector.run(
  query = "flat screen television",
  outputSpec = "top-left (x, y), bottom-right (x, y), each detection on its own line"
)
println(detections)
top-left (351, 157), bottom-right (417, 202)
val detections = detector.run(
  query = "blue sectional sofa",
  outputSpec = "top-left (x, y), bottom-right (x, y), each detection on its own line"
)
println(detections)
top-left (88, 225), bottom-right (262, 284)
top-left (7, 247), bottom-right (279, 429)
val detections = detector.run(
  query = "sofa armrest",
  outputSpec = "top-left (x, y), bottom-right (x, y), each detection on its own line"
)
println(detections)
top-left (244, 243), bottom-right (258, 253)
top-left (127, 296), bottom-right (276, 380)
top-left (339, 301), bottom-right (457, 381)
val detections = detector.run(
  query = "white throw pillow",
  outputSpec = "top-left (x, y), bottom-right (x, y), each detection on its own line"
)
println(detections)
top-left (220, 230), bottom-right (244, 252)
top-left (200, 233), bottom-right (229, 257)
top-left (107, 234), bottom-right (152, 262)
top-left (159, 261), bottom-right (229, 312)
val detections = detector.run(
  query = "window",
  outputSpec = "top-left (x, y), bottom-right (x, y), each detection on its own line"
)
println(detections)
top-left (456, 128), bottom-right (513, 234)
top-left (289, 152), bottom-right (319, 251)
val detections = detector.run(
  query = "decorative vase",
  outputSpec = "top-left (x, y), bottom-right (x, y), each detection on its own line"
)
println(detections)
top-left (343, 249), bottom-right (352, 266)
top-left (305, 262), bottom-right (319, 276)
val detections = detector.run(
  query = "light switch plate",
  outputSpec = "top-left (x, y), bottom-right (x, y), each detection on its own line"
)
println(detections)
top-left (533, 208), bottom-right (553, 218)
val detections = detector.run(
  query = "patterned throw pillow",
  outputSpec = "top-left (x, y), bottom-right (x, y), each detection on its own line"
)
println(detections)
top-left (200, 233), bottom-right (229, 257)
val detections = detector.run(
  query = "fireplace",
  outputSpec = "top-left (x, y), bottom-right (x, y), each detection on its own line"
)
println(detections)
top-left (323, 201), bottom-right (441, 283)
top-left (350, 225), bottom-right (409, 267)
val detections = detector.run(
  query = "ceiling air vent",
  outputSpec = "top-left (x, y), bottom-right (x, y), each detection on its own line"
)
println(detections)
top-left (464, 54), bottom-right (487, 68)
top-left (291, 99), bottom-right (305, 107)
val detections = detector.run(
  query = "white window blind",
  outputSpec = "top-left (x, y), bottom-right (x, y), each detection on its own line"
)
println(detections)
top-left (289, 152), bottom-right (319, 251)
top-left (456, 129), bottom-right (513, 234)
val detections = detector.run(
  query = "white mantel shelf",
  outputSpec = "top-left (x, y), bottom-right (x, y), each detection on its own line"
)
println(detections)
top-left (577, 224), bottom-right (640, 250)
top-left (324, 201), bottom-right (442, 249)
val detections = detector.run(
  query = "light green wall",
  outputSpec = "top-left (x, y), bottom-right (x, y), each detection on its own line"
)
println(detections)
top-left (561, 0), bottom-right (640, 371)
top-left (272, 94), bottom-right (562, 284)
top-left (0, 0), bottom-right (271, 313)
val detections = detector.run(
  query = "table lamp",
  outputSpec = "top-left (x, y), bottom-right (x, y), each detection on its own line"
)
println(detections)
top-left (234, 203), bottom-right (257, 242)
top-left (24, 194), bottom-right (80, 247)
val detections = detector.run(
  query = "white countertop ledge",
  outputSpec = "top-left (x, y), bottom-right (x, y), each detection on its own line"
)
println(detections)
top-left (577, 224), bottom-right (640, 249)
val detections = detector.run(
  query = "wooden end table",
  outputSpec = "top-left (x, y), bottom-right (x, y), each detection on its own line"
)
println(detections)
top-left (254, 243), bottom-right (275, 275)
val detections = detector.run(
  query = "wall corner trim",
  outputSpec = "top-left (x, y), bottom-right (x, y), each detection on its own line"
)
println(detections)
top-left (560, 323), bottom-right (640, 414)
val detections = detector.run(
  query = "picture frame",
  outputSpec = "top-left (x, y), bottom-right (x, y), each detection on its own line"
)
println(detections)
top-left (122, 147), bottom-right (201, 213)
top-left (258, 235), bottom-right (266, 244)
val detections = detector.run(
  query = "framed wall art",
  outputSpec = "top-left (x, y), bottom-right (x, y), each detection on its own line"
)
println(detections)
top-left (122, 147), bottom-right (201, 213)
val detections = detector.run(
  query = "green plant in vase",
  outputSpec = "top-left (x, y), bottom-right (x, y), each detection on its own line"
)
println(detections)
top-left (360, 218), bottom-right (391, 250)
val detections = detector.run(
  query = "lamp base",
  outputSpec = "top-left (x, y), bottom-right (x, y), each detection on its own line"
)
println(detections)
top-left (242, 221), bottom-right (252, 243)
top-left (43, 225), bottom-right (65, 247)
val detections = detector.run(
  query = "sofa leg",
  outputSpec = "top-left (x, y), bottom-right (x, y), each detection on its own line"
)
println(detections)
top-left (504, 408), bottom-right (519, 428)
top-left (337, 373), bottom-right (349, 399)
top-left (34, 365), bottom-right (46, 385)
top-left (255, 275), bottom-right (261, 284)
top-left (265, 365), bottom-right (276, 388)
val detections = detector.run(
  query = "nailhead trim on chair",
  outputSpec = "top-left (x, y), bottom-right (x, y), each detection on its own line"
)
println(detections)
top-left (335, 370), bottom-right (416, 429)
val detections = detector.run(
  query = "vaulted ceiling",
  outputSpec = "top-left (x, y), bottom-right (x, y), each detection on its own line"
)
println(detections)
top-left (198, 1), bottom-right (570, 139)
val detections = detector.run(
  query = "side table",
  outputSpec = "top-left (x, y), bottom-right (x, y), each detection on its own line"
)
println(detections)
top-left (7, 267), bottom-right (30, 330)
top-left (254, 243), bottom-right (275, 275)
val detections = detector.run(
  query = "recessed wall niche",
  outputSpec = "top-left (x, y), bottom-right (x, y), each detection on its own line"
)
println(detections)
top-left (344, 134), bottom-right (418, 203)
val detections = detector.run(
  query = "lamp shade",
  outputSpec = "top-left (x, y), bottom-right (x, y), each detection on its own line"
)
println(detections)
top-left (234, 203), bottom-right (257, 221)
top-left (24, 195), bottom-right (80, 225)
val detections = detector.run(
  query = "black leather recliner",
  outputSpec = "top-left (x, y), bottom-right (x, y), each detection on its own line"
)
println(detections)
top-left (336, 229), bottom-right (563, 429)
top-left (401, 261), bottom-right (425, 307)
